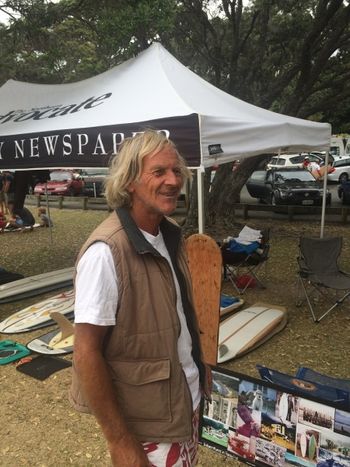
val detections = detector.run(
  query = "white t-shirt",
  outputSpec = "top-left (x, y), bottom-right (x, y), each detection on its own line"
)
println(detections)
top-left (74, 232), bottom-right (201, 409)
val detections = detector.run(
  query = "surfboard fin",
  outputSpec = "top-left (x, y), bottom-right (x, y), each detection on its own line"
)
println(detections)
top-left (50, 311), bottom-right (74, 341)
top-left (218, 344), bottom-right (229, 358)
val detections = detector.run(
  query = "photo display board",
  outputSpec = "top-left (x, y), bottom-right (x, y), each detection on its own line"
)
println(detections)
top-left (200, 367), bottom-right (350, 466)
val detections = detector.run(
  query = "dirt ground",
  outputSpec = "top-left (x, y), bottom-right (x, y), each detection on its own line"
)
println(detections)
top-left (1, 208), bottom-right (349, 466)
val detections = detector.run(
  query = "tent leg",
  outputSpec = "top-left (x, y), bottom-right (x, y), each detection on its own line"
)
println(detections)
top-left (197, 168), bottom-right (204, 234)
top-left (320, 150), bottom-right (330, 238)
top-left (45, 183), bottom-right (53, 246)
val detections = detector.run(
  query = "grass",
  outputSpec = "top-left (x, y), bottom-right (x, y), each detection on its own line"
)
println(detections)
top-left (1, 206), bottom-right (350, 466)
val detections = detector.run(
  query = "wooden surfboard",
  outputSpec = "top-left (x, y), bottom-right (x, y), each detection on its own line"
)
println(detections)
top-left (0, 289), bottom-right (74, 333)
top-left (217, 302), bottom-right (287, 363)
top-left (185, 234), bottom-right (222, 366)
top-left (27, 312), bottom-right (74, 355)
top-left (0, 267), bottom-right (74, 304)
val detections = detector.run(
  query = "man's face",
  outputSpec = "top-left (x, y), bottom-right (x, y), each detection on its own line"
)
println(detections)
top-left (128, 145), bottom-right (184, 218)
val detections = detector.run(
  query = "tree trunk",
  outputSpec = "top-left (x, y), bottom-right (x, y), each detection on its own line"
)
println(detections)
top-left (208, 155), bottom-right (271, 224)
top-left (184, 155), bottom-right (271, 229)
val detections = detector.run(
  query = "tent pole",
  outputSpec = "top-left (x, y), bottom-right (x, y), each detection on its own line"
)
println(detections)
top-left (320, 150), bottom-right (330, 239)
top-left (44, 182), bottom-right (53, 246)
top-left (197, 168), bottom-right (205, 234)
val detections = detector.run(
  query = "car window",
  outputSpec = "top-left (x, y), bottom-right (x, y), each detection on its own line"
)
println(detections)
top-left (289, 156), bottom-right (303, 164)
top-left (81, 168), bottom-right (109, 177)
top-left (50, 171), bottom-right (72, 181)
top-left (330, 146), bottom-right (341, 157)
top-left (269, 157), bottom-right (285, 166)
top-left (249, 171), bottom-right (266, 182)
top-left (274, 170), bottom-right (314, 183)
top-left (333, 158), bottom-right (350, 168)
top-left (308, 155), bottom-right (321, 163)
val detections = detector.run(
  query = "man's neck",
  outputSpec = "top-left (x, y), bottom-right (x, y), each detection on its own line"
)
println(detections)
top-left (129, 208), bottom-right (162, 236)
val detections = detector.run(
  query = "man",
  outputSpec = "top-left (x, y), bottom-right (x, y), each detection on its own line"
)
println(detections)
top-left (70, 130), bottom-right (210, 466)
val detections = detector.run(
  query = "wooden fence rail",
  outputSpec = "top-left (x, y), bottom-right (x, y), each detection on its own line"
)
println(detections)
top-left (231, 203), bottom-right (350, 224)
top-left (25, 195), bottom-right (350, 223)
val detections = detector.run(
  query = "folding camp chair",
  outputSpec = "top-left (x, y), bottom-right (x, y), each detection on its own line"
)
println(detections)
top-left (221, 229), bottom-right (270, 294)
top-left (296, 237), bottom-right (350, 323)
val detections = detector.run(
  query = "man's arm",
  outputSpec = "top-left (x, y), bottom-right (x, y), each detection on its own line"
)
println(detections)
top-left (73, 323), bottom-right (150, 467)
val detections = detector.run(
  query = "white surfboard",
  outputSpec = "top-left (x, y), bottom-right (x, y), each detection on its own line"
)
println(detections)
top-left (27, 312), bottom-right (74, 355)
top-left (217, 303), bottom-right (287, 363)
top-left (0, 289), bottom-right (74, 333)
top-left (279, 392), bottom-right (289, 422)
top-left (0, 267), bottom-right (74, 304)
top-left (300, 432), bottom-right (307, 458)
top-left (3, 223), bottom-right (41, 233)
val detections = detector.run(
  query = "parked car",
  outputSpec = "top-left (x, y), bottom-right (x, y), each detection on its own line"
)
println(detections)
top-left (246, 168), bottom-right (332, 206)
top-left (338, 181), bottom-right (350, 205)
top-left (34, 169), bottom-right (84, 196)
top-left (266, 153), bottom-right (326, 170)
top-left (327, 157), bottom-right (350, 183)
top-left (81, 168), bottom-right (108, 197)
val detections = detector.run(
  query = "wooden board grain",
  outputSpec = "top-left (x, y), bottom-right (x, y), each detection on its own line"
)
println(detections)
top-left (185, 234), bottom-right (222, 366)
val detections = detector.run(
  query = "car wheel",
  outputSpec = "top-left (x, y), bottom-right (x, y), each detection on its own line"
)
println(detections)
top-left (271, 194), bottom-right (277, 206)
top-left (339, 173), bottom-right (349, 183)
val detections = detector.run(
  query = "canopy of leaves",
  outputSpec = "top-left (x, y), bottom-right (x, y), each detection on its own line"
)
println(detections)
top-left (0, 0), bottom-right (349, 224)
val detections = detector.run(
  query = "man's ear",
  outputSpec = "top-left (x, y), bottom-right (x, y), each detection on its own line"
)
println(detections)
top-left (127, 182), bottom-right (135, 193)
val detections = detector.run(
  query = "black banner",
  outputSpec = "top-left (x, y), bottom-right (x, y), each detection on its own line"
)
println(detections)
top-left (0, 114), bottom-right (201, 170)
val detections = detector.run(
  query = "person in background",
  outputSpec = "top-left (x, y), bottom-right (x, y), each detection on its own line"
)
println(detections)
top-left (302, 156), bottom-right (311, 170)
top-left (38, 207), bottom-right (53, 227)
top-left (0, 171), bottom-right (13, 214)
top-left (70, 130), bottom-right (211, 467)
top-left (0, 172), bottom-right (7, 214)
top-left (0, 209), bottom-right (6, 233)
top-left (7, 201), bottom-right (35, 232)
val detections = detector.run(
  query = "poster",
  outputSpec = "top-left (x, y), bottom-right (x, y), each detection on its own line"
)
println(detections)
top-left (200, 368), bottom-right (350, 466)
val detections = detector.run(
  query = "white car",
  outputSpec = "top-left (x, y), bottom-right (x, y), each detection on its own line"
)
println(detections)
top-left (327, 157), bottom-right (350, 183)
top-left (267, 153), bottom-right (323, 170)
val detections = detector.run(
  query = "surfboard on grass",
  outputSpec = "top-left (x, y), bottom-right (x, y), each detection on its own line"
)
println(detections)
top-left (0, 267), bottom-right (74, 304)
top-left (220, 294), bottom-right (244, 319)
top-left (217, 302), bottom-right (287, 363)
top-left (0, 289), bottom-right (74, 334)
top-left (185, 234), bottom-right (222, 366)
top-left (27, 312), bottom-right (74, 355)
top-left (3, 223), bottom-right (41, 233)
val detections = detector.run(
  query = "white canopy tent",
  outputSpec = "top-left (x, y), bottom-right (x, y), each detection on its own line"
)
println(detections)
top-left (0, 42), bottom-right (331, 233)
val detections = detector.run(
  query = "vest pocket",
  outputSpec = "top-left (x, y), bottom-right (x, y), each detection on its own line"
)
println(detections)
top-left (109, 358), bottom-right (171, 422)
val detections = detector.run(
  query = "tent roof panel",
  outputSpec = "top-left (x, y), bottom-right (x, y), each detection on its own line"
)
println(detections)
top-left (0, 42), bottom-right (330, 171)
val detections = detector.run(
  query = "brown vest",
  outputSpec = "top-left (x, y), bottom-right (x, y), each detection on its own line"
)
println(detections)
top-left (69, 207), bottom-right (205, 442)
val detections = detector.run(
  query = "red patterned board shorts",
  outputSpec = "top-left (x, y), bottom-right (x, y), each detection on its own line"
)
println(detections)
top-left (142, 408), bottom-right (200, 467)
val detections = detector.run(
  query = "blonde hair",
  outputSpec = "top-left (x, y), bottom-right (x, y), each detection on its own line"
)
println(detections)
top-left (104, 130), bottom-right (191, 209)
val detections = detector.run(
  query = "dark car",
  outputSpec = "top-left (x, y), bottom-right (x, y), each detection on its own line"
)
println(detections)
top-left (338, 181), bottom-right (350, 205)
top-left (246, 168), bottom-right (331, 206)
top-left (34, 169), bottom-right (84, 196)
top-left (81, 168), bottom-right (108, 197)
